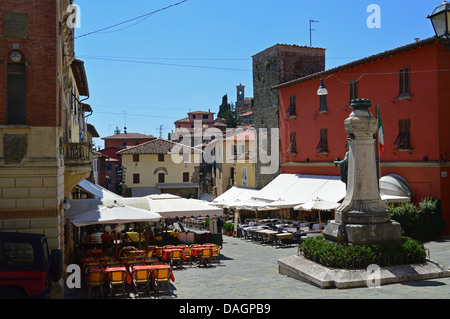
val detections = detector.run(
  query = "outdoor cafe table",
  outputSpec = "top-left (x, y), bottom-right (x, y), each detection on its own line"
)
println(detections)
top-left (191, 246), bottom-right (211, 258)
top-left (275, 232), bottom-right (294, 240)
top-left (131, 264), bottom-right (175, 282)
top-left (162, 248), bottom-right (186, 261)
top-left (257, 230), bottom-right (278, 243)
top-left (103, 265), bottom-right (132, 284)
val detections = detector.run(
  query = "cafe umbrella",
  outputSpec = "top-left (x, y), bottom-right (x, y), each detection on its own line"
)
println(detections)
top-left (70, 202), bottom-right (162, 259)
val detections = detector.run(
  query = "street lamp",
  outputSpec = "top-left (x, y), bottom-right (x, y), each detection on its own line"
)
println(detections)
top-left (428, 1), bottom-right (450, 39)
top-left (317, 78), bottom-right (328, 96)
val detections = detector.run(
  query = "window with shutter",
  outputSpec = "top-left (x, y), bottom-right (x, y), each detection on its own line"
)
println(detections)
top-left (394, 119), bottom-right (411, 149)
top-left (287, 132), bottom-right (297, 155)
top-left (285, 95), bottom-right (296, 117)
top-left (319, 95), bottom-right (327, 113)
top-left (349, 80), bottom-right (358, 102)
top-left (316, 128), bottom-right (328, 153)
top-left (399, 67), bottom-right (411, 97)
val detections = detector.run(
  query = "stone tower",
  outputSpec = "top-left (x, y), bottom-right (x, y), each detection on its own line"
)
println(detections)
top-left (252, 44), bottom-right (326, 188)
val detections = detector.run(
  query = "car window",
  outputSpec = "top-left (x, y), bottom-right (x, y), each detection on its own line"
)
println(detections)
top-left (0, 242), bottom-right (35, 265)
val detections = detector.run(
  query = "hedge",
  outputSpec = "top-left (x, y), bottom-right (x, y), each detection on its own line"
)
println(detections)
top-left (390, 198), bottom-right (445, 242)
top-left (299, 236), bottom-right (426, 269)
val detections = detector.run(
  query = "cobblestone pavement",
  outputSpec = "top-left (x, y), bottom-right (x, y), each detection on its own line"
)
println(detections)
top-left (67, 234), bottom-right (450, 299)
top-left (170, 236), bottom-right (450, 299)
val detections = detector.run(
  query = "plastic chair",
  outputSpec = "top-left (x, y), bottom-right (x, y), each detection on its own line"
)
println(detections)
top-left (150, 268), bottom-right (171, 295)
top-left (211, 246), bottom-right (221, 265)
top-left (182, 248), bottom-right (193, 267)
top-left (131, 267), bottom-right (151, 295)
top-left (86, 268), bottom-right (104, 299)
top-left (198, 248), bottom-right (212, 267)
top-left (154, 247), bottom-right (163, 260)
top-left (107, 269), bottom-right (127, 297)
top-left (168, 249), bottom-right (183, 269)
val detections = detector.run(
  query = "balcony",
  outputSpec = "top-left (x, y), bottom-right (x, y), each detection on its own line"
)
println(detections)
top-left (64, 142), bottom-right (92, 171)
top-left (63, 142), bottom-right (92, 196)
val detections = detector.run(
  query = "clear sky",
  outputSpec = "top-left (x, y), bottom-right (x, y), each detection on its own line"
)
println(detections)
top-left (73, 0), bottom-right (438, 148)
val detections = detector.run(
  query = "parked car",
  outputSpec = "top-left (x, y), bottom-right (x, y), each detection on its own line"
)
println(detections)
top-left (0, 232), bottom-right (63, 298)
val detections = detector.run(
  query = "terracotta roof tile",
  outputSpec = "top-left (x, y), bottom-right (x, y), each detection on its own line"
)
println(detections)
top-left (117, 138), bottom-right (203, 155)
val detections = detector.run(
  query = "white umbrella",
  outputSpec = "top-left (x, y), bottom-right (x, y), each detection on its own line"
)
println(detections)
top-left (294, 198), bottom-right (340, 232)
top-left (70, 203), bottom-right (162, 227)
top-left (294, 199), bottom-right (340, 211)
top-left (259, 198), bottom-right (304, 210)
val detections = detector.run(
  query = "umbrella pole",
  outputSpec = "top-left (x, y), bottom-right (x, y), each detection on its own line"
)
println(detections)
top-left (138, 222), bottom-right (141, 250)
top-left (318, 210), bottom-right (322, 232)
top-left (115, 232), bottom-right (118, 260)
top-left (279, 206), bottom-right (282, 225)
top-left (145, 224), bottom-right (149, 255)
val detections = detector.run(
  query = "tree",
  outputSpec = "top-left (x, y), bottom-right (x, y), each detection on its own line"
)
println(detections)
top-left (218, 94), bottom-right (239, 128)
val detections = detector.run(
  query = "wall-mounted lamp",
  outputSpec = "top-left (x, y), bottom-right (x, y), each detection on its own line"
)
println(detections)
top-left (317, 78), bottom-right (328, 96)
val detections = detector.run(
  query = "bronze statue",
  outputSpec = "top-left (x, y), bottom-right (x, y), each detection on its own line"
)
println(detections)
top-left (334, 151), bottom-right (349, 187)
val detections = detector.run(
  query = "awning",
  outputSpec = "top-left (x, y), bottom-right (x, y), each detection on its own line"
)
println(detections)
top-left (294, 199), bottom-right (341, 211)
top-left (379, 174), bottom-right (411, 203)
top-left (253, 174), bottom-right (346, 204)
top-left (212, 187), bottom-right (260, 208)
top-left (147, 197), bottom-right (222, 218)
top-left (70, 203), bottom-right (161, 227)
top-left (78, 179), bottom-right (123, 199)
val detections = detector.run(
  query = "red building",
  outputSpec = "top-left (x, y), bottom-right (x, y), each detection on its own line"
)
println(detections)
top-left (174, 110), bottom-right (216, 129)
top-left (274, 37), bottom-right (450, 234)
top-left (102, 132), bottom-right (156, 149)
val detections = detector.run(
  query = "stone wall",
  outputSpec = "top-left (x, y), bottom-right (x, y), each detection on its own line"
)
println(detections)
top-left (252, 44), bottom-right (325, 188)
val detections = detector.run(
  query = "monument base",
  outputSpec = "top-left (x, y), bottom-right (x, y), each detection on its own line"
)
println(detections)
top-left (323, 220), bottom-right (402, 245)
top-left (278, 254), bottom-right (450, 289)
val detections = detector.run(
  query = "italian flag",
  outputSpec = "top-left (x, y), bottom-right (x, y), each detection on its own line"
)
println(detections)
top-left (377, 107), bottom-right (385, 155)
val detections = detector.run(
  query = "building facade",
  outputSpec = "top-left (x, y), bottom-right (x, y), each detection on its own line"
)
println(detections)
top-left (0, 2), bottom-right (99, 295)
top-left (118, 138), bottom-right (202, 198)
top-left (212, 129), bottom-right (256, 196)
top-left (275, 37), bottom-right (450, 234)
top-left (102, 132), bottom-right (156, 149)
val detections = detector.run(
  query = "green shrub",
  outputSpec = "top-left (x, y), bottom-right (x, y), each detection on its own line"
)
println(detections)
top-left (299, 236), bottom-right (426, 269)
top-left (390, 198), bottom-right (445, 241)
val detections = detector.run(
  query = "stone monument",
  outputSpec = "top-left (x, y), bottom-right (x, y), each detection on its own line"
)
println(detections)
top-left (323, 99), bottom-right (402, 244)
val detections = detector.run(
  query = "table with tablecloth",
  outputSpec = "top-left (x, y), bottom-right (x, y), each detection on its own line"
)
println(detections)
top-left (162, 248), bottom-right (186, 261)
top-left (130, 264), bottom-right (175, 282)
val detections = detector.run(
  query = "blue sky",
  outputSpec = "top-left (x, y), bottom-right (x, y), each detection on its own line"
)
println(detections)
top-left (73, 0), bottom-right (438, 148)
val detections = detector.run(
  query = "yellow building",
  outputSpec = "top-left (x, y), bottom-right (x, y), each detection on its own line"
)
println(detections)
top-left (118, 138), bottom-right (202, 198)
top-left (213, 129), bottom-right (256, 196)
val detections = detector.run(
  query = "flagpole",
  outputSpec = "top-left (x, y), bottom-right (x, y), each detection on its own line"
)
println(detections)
top-left (375, 104), bottom-right (380, 183)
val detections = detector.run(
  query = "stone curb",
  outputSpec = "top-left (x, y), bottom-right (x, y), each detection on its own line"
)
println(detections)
top-left (278, 254), bottom-right (450, 289)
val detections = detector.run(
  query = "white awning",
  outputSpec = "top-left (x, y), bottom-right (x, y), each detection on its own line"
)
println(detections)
top-left (379, 174), bottom-right (412, 203)
top-left (147, 197), bottom-right (222, 218)
top-left (78, 179), bottom-right (122, 199)
top-left (211, 187), bottom-right (260, 208)
top-left (253, 174), bottom-right (346, 204)
top-left (70, 203), bottom-right (161, 227)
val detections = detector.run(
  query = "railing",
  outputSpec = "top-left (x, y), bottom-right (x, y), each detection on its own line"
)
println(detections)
top-left (64, 142), bottom-right (91, 162)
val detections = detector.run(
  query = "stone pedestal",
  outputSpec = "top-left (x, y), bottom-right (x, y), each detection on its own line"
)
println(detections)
top-left (323, 99), bottom-right (402, 245)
